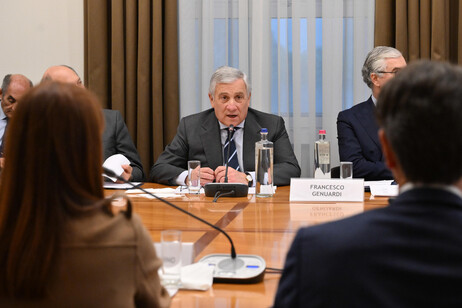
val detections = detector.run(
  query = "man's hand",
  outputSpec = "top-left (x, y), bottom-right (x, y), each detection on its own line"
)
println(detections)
top-left (214, 166), bottom-right (247, 184)
top-left (185, 167), bottom-right (215, 186)
top-left (199, 167), bottom-right (215, 186)
top-left (117, 164), bottom-right (133, 183)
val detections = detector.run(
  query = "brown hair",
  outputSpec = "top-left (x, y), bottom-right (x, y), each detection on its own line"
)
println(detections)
top-left (377, 60), bottom-right (462, 184)
top-left (0, 82), bottom-right (106, 298)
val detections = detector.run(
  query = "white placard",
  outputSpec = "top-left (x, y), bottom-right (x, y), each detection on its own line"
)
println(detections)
top-left (290, 178), bottom-right (364, 202)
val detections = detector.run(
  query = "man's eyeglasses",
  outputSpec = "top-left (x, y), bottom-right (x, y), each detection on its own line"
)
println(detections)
top-left (376, 70), bottom-right (400, 75)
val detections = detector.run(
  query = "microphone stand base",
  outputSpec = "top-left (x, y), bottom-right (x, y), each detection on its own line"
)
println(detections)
top-left (204, 183), bottom-right (249, 197)
top-left (198, 254), bottom-right (266, 284)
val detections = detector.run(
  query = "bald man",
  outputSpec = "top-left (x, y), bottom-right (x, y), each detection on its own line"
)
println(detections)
top-left (42, 65), bottom-right (144, 182)
top-left (0, 74), bottom-right (33, 166)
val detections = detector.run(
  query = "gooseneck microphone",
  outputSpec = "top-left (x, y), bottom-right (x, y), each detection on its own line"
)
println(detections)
top-left (103, 167), bottom-right (266, 283)
top-left (204, 125), bottom-right (248, 201)
top-left (103, 167), bottom-right (237, 258)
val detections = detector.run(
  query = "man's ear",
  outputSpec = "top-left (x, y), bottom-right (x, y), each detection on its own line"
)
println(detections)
top-left (378, 129), bottom-right (396, 170)
top-left (379, 129), bottom-right (407, 184)
top-left (208, 93), bottom-right (214, 107)
top-left (0, 88), bottom-right (2, 97)
top-left (370, 73), bottom-right (380, 88)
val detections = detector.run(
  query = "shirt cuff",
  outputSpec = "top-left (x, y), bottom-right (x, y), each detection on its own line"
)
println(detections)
top-left (249, 171), bottom-right (256, 187)
top-left (174, 170), bottom-right (189, 186)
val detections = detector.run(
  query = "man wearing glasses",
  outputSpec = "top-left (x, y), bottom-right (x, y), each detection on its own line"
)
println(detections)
top-left (337, 46), bottom-right (406, 180)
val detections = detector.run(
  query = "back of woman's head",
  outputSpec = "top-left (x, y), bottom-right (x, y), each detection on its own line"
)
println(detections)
top-left (0, 81), bottom-right (105, 298)
top-left (2, 81), bottom-right (104, 206)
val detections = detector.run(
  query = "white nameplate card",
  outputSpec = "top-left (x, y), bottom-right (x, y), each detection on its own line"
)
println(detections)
top-left (290, 178), bottom-right (364, 202)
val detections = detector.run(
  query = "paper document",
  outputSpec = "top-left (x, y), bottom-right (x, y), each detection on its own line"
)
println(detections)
top-left (104, 182), bottom-right (141, 189)
top-left (125, 188), bottom-right (180, 199)
top-left (102, 154), bottom-right (130, 182)
top-left (369, 182), bottom-right (399, 197)
top-left (364, 180), bottom-right (395, 187)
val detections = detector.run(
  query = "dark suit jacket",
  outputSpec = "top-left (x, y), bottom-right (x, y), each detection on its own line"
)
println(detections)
top-left (274, 187), bottom-right (462, 307)
top-left (150, 108), bottom-right (300, 185)
top-left (337, 97), bottom-right (393, 180)
top-left (103, 110), bottom-right (144, 181)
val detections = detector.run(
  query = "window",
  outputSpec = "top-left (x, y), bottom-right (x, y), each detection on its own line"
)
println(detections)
top-left (179, 0), bottom-right (374, 176)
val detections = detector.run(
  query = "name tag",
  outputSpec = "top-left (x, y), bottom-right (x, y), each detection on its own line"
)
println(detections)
top-left (289, 178), bottom-right (364, 202)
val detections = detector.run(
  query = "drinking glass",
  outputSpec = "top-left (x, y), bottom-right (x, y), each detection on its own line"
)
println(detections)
top-left (188, 160), bottom-right (201, 194)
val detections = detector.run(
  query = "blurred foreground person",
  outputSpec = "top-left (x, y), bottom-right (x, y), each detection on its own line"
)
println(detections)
top-left (275, 61), bottom-right (462, 307)
top-left (42, 65), bottom-right (145, 182)
top-left (0, 82), bottom-right (170, 307)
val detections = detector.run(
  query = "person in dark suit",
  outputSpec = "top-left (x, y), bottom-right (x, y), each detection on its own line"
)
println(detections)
top-left (274, 60), bottom-right (462, 307)
top-left (0, 74), bottom-right (33, 168)
top-left (337, 46), bottom-right (406, 180)
top-left (42, 65), bottom-right (144, 181)
top-left (150, 66), bottom-right (300, 186)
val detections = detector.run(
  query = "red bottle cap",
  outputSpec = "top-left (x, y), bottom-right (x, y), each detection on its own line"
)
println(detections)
top-left (319, 130), bottom-right (326, 134)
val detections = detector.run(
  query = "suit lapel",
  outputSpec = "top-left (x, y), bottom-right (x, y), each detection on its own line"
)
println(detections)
top-left (243, 110), bottom-right (262, 171)
top-left (200, 111), bottom-right (223, 169)
top-left (355, 97), bottom-right (381, 149)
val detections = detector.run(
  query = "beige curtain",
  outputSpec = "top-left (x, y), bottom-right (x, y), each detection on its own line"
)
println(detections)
top-left (84, 0), bottom-right (179, 178)
top-left (375, 0), bottom-right (462, 63)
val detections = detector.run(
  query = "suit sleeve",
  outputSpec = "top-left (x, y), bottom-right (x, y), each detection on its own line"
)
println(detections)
top-left (337, 111), bottom-right (393, 180)
top-left (133, 214), bottom-right (171, 308)
top-left (113, 111), bottom-right (145, 181)
top-left (273, 230), bottom-right (303, 307)
top-left (272, 116), bottom-right (301, 186)
top-left (149, 118), bottom-right (189, 184)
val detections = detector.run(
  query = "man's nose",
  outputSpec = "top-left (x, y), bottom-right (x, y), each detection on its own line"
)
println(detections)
top-left (226, 100), bottom-right (238, 110)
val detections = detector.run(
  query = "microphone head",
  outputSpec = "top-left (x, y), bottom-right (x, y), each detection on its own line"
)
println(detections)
top-left (228, 124), bottom-right (235, 132)
top-left (102, 167), bottom-right (118, 178)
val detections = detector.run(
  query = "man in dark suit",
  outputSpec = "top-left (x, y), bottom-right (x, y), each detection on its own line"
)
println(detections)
top-left (337, 46), bottom-right (406, 180)
top-left (150, 66), bottom-right (300, 186)
top-left (274, 61), bottom-right (462, 307)
top-left (42, 65), bottom-right (144, 181)
top-left (0, 74), bottom-right (33, 168)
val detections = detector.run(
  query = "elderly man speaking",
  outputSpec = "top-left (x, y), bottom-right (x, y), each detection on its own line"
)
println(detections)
top-left (150, 66), bottom-right (300, 186)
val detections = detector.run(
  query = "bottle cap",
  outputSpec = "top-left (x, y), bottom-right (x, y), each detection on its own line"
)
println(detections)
top-left (261, 128), bottom-right (268, 133)
top-left (319, 129), bottom-right (326, 134)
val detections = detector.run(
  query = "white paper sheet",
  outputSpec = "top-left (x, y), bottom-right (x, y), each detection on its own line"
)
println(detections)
top-left (102, 154), bottom-right (130, 182)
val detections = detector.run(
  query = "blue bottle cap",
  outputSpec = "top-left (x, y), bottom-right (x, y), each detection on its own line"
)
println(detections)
top-left (261, 128), bottom-right (268, 133)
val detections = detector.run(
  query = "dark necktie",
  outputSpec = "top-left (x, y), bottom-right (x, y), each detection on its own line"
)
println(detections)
top-left (223, 127), bottom-right (240, 171)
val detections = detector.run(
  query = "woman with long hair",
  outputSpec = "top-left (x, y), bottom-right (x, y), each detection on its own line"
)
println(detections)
top-left (0, 82), bottom-right (170, 307)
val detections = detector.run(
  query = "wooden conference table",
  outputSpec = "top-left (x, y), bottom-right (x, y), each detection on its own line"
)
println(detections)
top-left (105, 184), bottom-right (390, 308)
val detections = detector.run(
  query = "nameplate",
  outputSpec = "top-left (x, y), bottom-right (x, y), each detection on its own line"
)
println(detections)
top-left (289, 178), bottom-right (364, 202)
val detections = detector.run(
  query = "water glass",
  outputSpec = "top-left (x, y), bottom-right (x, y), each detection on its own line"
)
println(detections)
top-left (161, 230), bottom-right (182, 287)
top-left (188, 160), bottom-right (201, 194)
top-left (340, 161), bottom-right (353, 179)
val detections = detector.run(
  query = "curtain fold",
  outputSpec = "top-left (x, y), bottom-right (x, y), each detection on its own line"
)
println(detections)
top-left (375, 0), bottom-right (462, 64)
top-left (84, 0), bottom-right (179, 177)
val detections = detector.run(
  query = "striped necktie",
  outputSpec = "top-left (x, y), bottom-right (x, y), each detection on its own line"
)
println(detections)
top-left (223, 127), bottom-right (240, 171)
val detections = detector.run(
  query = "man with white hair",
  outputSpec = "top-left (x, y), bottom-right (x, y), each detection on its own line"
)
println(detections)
top-left (150, 66), bottom-right (300, 186)
top-left (337, 46), bottom-right (406, 180)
